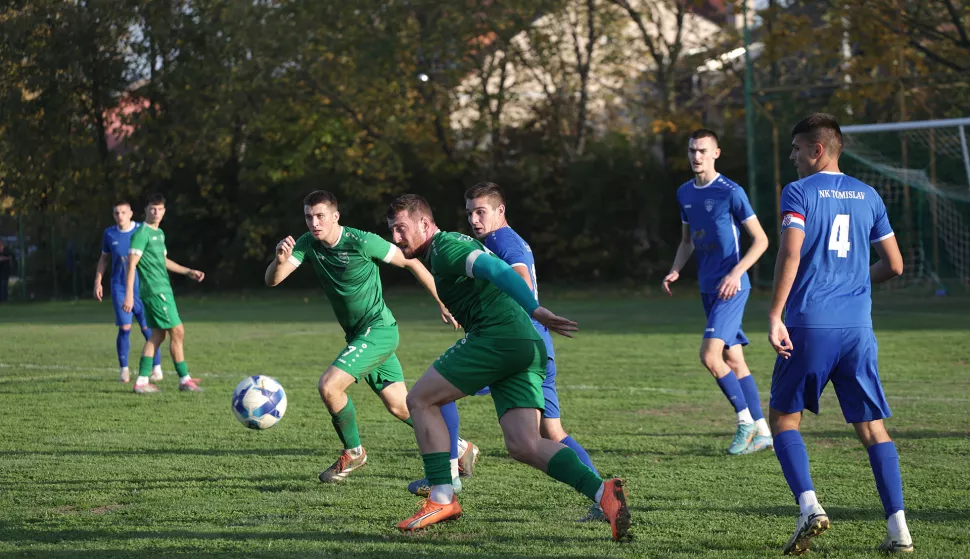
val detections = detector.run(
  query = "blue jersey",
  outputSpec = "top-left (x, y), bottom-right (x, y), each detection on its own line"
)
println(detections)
top-left (102, 223), bottom-right (142, 289)
top-left (780, 172), bottom-right (894, 329)
top-left (483, 226), bottom-right (554, 359)
top-left (677, 174), bottom-right (756, 293)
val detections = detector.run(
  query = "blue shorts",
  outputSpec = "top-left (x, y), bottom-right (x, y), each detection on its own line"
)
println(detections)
top-left (770, 327), bottom-right (891, 424)
top-left (701, 290), bottom-right (750, 347)
top-left (474, 330), bottom-right (561, 419)
top-left (111, 285), bottom-right (148, 328)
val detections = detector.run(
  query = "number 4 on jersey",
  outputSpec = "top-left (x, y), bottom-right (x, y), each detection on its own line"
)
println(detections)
top-left (828, 214), bottom-right (851, 257)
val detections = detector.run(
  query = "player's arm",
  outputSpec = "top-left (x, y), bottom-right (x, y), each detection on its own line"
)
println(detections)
top-left (716, 216), bottom-right (769, 300)
top-left (871, 235), bottom-right (904, 284)
top-left (385, 247), bottom-right (460, 329)
top-left (265, 235), bottom-right (300, 287)
top-left (662, 223), bottom-right (693, 296)
top-left (165, 258), bottom-right (204, 282)
top-left (123, 251), bottom-right (141, 313)
top-left (768, 227), bottom-right (804, 359)
top-left (93, 252), bottom-right (110, 302)
top-left (467, 251), bottom-right (577, 337)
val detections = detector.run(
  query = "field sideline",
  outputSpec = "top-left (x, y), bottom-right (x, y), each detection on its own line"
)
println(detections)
top-left (1, 290), bottom-right (969, 558)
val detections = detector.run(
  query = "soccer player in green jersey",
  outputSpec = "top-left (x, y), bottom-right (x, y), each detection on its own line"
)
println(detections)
top-left (123, 194), bottom-right (205, 394)
top-left (265, 190), bottom-right (476, 485)
top-left (387, 194), bottom-right (631, 541)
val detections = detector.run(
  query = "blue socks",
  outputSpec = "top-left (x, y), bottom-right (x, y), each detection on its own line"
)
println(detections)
top-left (868, 441), bottom-right (905, 518)
top-left (716, 371), bottom-right (748, 413)
top-left (441, 401), bottom-right (460, 460)
top-left (116, 328), bottom-right (131, 368)
top-left (774, 430), bottom-right (815, 502)
top-left (737, 374), bottom-right (765, 422)
top-left (560, 435), bottom-right (598, 476)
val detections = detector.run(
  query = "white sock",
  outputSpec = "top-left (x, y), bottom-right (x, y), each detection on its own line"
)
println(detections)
top-left (593, 483), bottom-right (605, 505)
top-left (450, 458), bottom-right (459, 480)
top-left (347, 445), bottom-right (363, 457)
top-left (457, 438), bottom-right (469, 457)
top-left (178, 374), bottom-right (193, 385)
top-left (134, 376), bottom-right (149, 387)
top-left (430, 483), bottom-right (454, 504)
top-left (797, 490), bottom-right (819, 516)
top-left (888, 510), bottom-right (911, 542)
top-left (755, 418), bottom-right (771, 437)
top-left (737, 408), bottom-right (754, 424)
top-left (121, 366), bottom-right (130, 374)
top-left (152, 364), bottom-right (162, 374)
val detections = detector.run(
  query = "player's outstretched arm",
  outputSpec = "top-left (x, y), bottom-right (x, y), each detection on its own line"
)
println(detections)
top-left (165, 258), bottom-right (204, 282)
top-left (716, 217), bottom-right (769, 300)
top-left (469, 252), bottom-right (578, 337)
top-left (871, 235), bottom-right (904, 284)
top-left (663, 224), bottom-right (693, 296)
top-left (386, 248), bottom-right (459, 329)
top-left (122, 253), bottom-right (141, 313)
top-left (265, 236), bottom-right (298, 287)
top-left (768, 228), bottom-right (804, 359)
top-left (93, 252), bottom-right (110, 302)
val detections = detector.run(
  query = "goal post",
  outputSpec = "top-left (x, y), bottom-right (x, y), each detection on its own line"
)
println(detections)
top-left (839, 118), bottom-right (970, 294)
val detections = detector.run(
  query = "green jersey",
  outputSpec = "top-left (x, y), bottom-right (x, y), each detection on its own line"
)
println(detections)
top-left (289, 227), bottom-right (397, 338)
top-left (129, 225), bottom-right (172, 296)
top-left (427, 231), bottom-right (540, 340)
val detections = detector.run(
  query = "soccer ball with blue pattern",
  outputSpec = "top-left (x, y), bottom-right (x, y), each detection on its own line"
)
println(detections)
top-left (232, 375), bottom-right (287, 430)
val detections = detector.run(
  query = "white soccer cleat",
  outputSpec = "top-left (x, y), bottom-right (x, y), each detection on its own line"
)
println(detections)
top-left (149, 365), bottom-right (163, 383)
top-left (877, 535), bottom-right (914, 554)
top-left (783, 504), bottom-right (830, 555)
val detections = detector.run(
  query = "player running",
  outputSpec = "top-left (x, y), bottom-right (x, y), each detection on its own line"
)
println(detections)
top-left (265, 190), bottom-right (477, 486)
top-left (93, 201), bottom-right (162, 383)
top-left (768, 113), bottom-right (911, 555)
top-left (663, 128), bottom-right (772, 455)
top-left (387, 194), bottom-right (630, 541)
top-left (123, 194), bottom-right (205, 394)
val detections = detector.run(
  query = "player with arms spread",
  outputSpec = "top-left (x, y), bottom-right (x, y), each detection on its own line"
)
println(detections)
top-left (265, 190), bottom-right (477, 486)
top-left (768, 113), bottom-right (911, 555)
top-left (387, 194), bottom-right (630, 541)
top-left (123, 194), bottom-right (205, 394)
top-left (93, 200), bottom-right (162, 384)
top-left (664, 129), bottom-right (772, 455)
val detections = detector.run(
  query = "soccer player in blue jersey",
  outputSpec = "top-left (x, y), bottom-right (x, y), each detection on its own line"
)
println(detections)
top-left (663, 129), bottom-right (772, 455)
top-left (93, 201), bottom-right (162, 384)
top-left (461, 181), bottom-right (605, 522)
top-left (768, 113), bottom-right (911, 555)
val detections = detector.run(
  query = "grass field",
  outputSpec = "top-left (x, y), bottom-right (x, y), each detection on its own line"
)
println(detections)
top-left (1, 289), bottom-right (969, 558)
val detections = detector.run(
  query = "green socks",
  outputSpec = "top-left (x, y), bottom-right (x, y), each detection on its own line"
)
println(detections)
top-left (174, 361), bottom-right (189, 378)
top-left (138, 356), bottom-right (153, 378)
top-left (331, 398), bottom-right (362, 449)
top-left (547, 447), bottom-right (603, 501)
top-left (422, 452), bottom-right (452, 486)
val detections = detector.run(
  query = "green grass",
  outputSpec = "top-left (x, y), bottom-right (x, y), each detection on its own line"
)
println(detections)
top-left (1, 289), bottom-right (969, 558)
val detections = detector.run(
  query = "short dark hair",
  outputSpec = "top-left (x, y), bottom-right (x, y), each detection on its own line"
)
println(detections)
top-left (303, 190), bottom-right (338, 209)
top-left (145, 193), bottom-right (165, 207)
top-left (386, 193), bottom-right (435, 223)
top-left (792, 113), bottom-right (843, 154)
top-left (114, 200), bottom-right (131, 209)
top-left (464, 182), bottom-right (506, 207)
top-left (690, 128), bottom-right (719, 146)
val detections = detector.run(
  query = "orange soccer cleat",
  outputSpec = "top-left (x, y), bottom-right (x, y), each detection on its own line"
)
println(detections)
top-left (397, 497), bottom-right (462, 532)
top-left (599, 478), bottom-right (631, 541)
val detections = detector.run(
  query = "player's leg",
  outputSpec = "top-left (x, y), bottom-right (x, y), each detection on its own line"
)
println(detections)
top-left (132, 294), bottom-right (163, 381)
top-left (317, 364), bottom-right (368, 482)
top-left (770, 327), bottom-right (838, 555)
top-left (396, 365), bottom-right (465, 531)
top-left (724, 345), bottom-right (772, 453)
top-left (168, 323), bottom-right (200, 391)
top-left (700, 292), bottom-right (757, 454)
top-left (133, 327), bottom-right (166, 393)
top-left (832, 328), bottom-right (912, 553)
top-left (111, 286), bottom-right (135, 382)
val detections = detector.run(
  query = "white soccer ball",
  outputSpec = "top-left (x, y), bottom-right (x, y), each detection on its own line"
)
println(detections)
top-left (232, 375), bottom-right (288, 430)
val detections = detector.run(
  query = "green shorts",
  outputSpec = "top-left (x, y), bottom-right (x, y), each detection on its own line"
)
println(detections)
top-left (331, 325), bottom-right (404, 394)
top-left (434, 335), bottom-right (547, 419)
top-left (142, 291), bottom-right (182, 330)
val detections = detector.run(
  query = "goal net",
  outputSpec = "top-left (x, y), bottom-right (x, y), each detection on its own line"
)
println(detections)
top-left (840, 118), bottom-right (970, 294)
